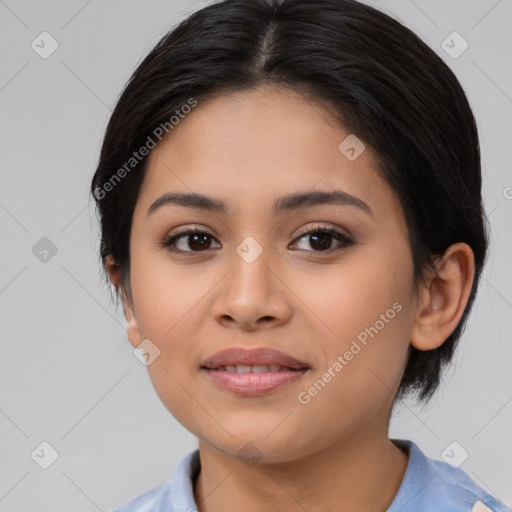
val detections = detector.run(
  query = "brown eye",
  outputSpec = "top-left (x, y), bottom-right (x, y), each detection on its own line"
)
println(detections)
top-left (291, 226), bottom-right (353, 253)
top-left (162, 229), bottom-right (220, 253)
top-left (161, 224), bottom-right (353, 256)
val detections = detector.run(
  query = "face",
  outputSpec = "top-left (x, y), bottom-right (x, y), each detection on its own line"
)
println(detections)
top-left (121, 85), bottom-right (420, 463)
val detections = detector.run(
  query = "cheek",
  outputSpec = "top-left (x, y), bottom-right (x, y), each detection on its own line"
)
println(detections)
top-left (130, 257), bottom-right (204, 427)
top-left (290, 241), bottom-right (413, 341)
top-left (128, 251), bottom-right (207, 405)
top-left (130, 247), bottom-right (209, 341)
top-left (292, 241), bottom-right (414, 400)
top-left (294, 303), bottom-right (412, 449)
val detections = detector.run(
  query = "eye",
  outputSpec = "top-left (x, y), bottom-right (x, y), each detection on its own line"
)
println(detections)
top-left (161, 227), bottom-right (220, 254)
top-left (161, 224), bottom-right (353, 255)
top-left (290, 224), bottom-right (354, 253)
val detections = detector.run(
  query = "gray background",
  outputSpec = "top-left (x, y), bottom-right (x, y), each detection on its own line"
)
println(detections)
top-left (0, 0), bottom-right (511, 510)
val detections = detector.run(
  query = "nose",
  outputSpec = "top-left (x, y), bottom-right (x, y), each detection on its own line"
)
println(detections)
top-left (211, 246), bottom-right (292, 331)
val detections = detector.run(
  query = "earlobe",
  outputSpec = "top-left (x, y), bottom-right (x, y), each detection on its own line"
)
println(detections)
top-left (105, 254), bottom-right (121, 289)
top-left (125, 306), bottom-right (143, 349)
top-left (104, 255), bottom-right (143, 349)
top-left (410, 243), bottom-right (475, 351)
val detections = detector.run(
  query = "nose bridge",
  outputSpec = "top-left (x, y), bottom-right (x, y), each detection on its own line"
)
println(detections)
top-left (212, 232), bottom-right (290, 329)
top-left (229, 234), bottom-right (273, 301)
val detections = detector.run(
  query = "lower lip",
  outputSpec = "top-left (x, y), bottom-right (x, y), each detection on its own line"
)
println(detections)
top-left (201, 368), bottom-right (309, 396)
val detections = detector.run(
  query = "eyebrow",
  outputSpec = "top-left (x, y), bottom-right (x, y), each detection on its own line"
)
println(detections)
top-left (147, 189), bottom-right (373, 217)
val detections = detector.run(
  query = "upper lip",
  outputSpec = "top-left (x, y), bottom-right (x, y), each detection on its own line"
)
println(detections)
top-left (201, 347), bottom-right (310, 370)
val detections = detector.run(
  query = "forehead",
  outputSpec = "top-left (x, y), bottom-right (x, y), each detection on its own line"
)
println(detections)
top-left (136, 85), bottom-right (402, 226)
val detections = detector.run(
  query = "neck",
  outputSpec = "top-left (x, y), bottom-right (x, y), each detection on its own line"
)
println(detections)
top-left (193, 431), bottom-right (409, 512)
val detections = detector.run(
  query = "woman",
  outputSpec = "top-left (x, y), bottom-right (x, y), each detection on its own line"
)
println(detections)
top-left (91, 0), bottom-right (510, 510)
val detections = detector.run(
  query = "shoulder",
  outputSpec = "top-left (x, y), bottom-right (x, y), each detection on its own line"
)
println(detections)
top-left (110, 478), bottom-right (172, 512)
top-left (388, 439), bottom-right (511, 512)
top-left (110, 449), bottom-right (200, 512)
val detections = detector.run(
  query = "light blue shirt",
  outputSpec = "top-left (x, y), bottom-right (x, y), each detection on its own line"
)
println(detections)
top-left (112, 439), bottom-right (511, 512)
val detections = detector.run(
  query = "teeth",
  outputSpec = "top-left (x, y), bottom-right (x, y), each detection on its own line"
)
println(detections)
top-left (251, 365), bottom-right (269, 373)
top-left (216, 365), bottom-right (295, 373)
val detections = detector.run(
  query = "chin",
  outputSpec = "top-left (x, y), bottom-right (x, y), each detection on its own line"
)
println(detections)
top-left (200, 431), bottom-right (311, 465)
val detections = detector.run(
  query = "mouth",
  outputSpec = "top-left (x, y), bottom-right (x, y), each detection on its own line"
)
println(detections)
top-left (200, 346), bottom-right (310, 370)
top-left (200, 347), bottom-right (311, 396)
top-left (204, 364), bottom-right (306, 373)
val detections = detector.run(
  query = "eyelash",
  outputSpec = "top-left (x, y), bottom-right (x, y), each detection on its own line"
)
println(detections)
top-left (160, 224), bottom-right (354, 256)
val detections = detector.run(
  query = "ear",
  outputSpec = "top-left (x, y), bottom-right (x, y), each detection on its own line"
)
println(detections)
top-left (410, 243), bottom-right (475, 351)
top-left (105, 255), bottom-right (143, 349)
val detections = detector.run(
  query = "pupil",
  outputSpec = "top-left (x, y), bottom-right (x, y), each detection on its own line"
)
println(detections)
top-left (311, 232), bottom-right (331, 251)
top-left (190, 233), bottom-right (210, 250)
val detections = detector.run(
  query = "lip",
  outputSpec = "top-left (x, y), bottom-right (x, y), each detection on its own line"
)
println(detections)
top-left (202, 368), bottom-right (309, 396)
top-left (200, 347), bottom-right (310, 370)
top-left (200, 347), bottom-right (311, 396)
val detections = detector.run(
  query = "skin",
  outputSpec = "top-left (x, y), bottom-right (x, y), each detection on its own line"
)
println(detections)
top-left (106, 84), bottom-right (475, 512)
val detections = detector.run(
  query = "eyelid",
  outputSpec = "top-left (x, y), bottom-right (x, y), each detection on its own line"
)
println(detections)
top-left (165, 222), bottom-right (350, 240)
top-left (168, 224), bottom-right (212, 236)
top-left (293, 222), bottom-right (351, 239)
